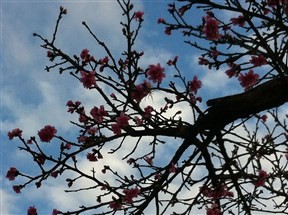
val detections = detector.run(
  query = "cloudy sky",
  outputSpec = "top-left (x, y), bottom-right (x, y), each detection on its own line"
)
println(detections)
top-left (2, 1), bottom-right (287, 215)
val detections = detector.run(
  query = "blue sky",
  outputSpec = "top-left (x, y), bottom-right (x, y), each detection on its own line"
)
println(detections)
top-left (2, 1), bottom-right (287, 215)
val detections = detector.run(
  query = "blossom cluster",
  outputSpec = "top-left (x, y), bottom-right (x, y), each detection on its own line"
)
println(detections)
top-left (109, 187), bottom-right (140, 211)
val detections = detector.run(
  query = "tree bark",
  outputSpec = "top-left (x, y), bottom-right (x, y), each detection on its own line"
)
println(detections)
top-left (196, 77), bottom-right (288, 129)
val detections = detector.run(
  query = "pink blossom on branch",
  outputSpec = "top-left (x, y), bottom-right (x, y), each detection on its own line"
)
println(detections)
top-left (230, 15), bottom-right (246, 27)
top-left (27, 206), bottom-right (37, 215)
top-left (254, 170), bottom-right (269, 187)
top-left (90, 105), bottom-right (107, 123)
top-left (134, 11), bottom-right (144, 21)
top-left (80, 70), bottom-right (96, 88)
top-left (116, 112), bottom-right (130, 128)
top-left (157, 18), bottom-right (166, 24)
top-left (250, 55), bottom-right (267, 67)
top-left (238, 70), bottom-right (259, 90)
top-left (13, 185), bottom-right (22, 194)
top-left (189, 75), bottom-right (202, 94)
top-left (131, 80), bottom-right (151, 102)
top-left (123, 187), bottom-right (140, 204)
top-left (38, 125), bottom-right (57, 142)
top-left (111, 123), bottom-right (122, 135)
top-left (146, 63), bottom-right (166, 83)
top-left (6, 167), bottom-right (19, 181)
top-left (202, 15), bottom-right (221, 40)
top-left (8, 128), bottom-right (22, 140)
top-left (109, 199), bottom-right (123, 211)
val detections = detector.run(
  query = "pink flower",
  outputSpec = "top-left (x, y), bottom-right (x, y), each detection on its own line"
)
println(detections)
top-left (47, 51), bottom-right (55, 61)
top-left (80, 71), bottom-right (96, 88)
top-left (134, 11), bottom-right (144, 21)
top-left (13, 185), bottom-right (22, 194)
top-left (260, 114), bottom-right (268, 122)
top-left (146, 63), bottom-right (165, 83)
top-left (80, 49), bottom-right (89, 59)
top-left (250, 55), bottom-right (267, 67)
top-left (225, 68), bottom-right (236, 78)
top-left (131, 81), bottom-right (151, 102)
top-left (123, 187), bottom-right (140, 204)
top-left (35, 154), bottom-right (46, 165)
top-left (202, 15), bottom-right (221, 40)
top-left (200, 184), bottom-right (234, 199)
top-left (238, 70), bottom-right (259, 90)
top-left (143, 106), bottom-right (153, 119)
top-left (165, 27), bottom-right (172, 35)
top-left (88, 127), bottom-right (98, 135)
top-left (157, 18), bottom-right (166, 24)
top-left (8, 128), bottom-right (22, 140)
top-left (87, 153), bottom-right (98, 162)
top-left (6, 167), bottom-right (19, 181)
top-left (189, 76), bottom-right (202, 94)
top-left (80, 49), bottom-right (94, 62)
top-left (66, 100), bottom-right (81, 113)
top-left (109, 200), bottom-right (123, 211)
top-left (134, 116), bottom-right (143, 125)
top-left (112, 123), bottom-right (122, 135)
top-left (90, 105), bottom-right (107, 123)
top-left (211, 49), bottom-right (219, 58)
top-left (52, 209), bottom-right (60, 215)
top-left (230, 15), bottom-right (246, 27)
top-left (169, 162), bottom-right (177, 173)
top-left (206, 203), bottom-right (221, 215)
top-left (167, 56), bottom-right (178, 66)
top-left (27, 206), bottom-right (37, 215)
top-left (38, 125), bottom-right (57, 142)
top-left (198, 57), bottom-right (210, 65)
top-left (254, 170), bottom-right (269, 187)
top-left (98, 56), bottom-right (109, 65)
top-left (116, 112), bottom-right (130, 128)
top-left (51, 171), bottom-right (59, 178)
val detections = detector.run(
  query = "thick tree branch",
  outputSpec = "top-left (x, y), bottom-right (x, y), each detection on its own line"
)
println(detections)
top-left (197, 77), bottom-right (288, 129)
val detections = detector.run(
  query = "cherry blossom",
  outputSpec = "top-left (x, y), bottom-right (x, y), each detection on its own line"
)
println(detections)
top-left (13, 185), bottom-right (21, 194)
top-left (116, 112), bottom-right (130, 128)
top-left (8, 128), bottom-right (22, 140)
top-left (169, 162), bottom-right (177, 173)
top-left (80, 49), bottom-right (94, 63)
top-left (157, 18), bottom-right (166, 24)
top-left (206, 203), bottom-right (221, 215)
top-left (230, 15), bottom-right (246, 27)
top-left (250, 55), bottom-right (267, 67)
top-left (189, 76), bottom-right (202, 94)
top-left (80, 71), bottom-right (96, 88)
top-left (165, 27), bottom-right (172, 35)
top-left (27, 206), bottom-right (37, 215)
top-left (52, 209), bottom-right (60, 215)
top-left (134, 11), bottom-right (144, 21)
top-left (131, 81), bottom-right (151, 102)
top-left (6, 167), bottom-right (19, 181)
top-left (38, 125), bottom-right (57, 142)
top-left (167, 56), bottom-right (178, 66)
top-left (254, 170), bottom-right (269, 187)
top-left (111, 123), bottom-right (122, 135)
top-left (87, 152), bottom-right (98, 162)
top-left (198, 57), bottom-right (210, 65)
top-left (238, 70), bottom-right (259, 90)
top-left (109, 200), bottom-right (123, 211)
top-left (202, 15), bottom-right (221, 40)
top-left (90, 105), bottom-right (107, 123)
top-left (123, 187), bottom-right (140, 204)
top-left (146, 63), bottom-right (165, 83)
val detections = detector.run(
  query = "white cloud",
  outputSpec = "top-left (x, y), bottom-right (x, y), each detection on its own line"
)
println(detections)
top-left (0, 189), bottom-right (17, 215)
